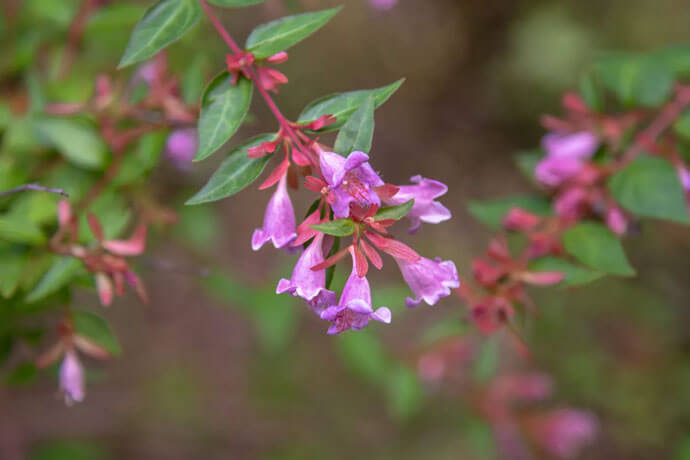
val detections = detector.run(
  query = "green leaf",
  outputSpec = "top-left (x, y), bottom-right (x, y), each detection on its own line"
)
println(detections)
top-left (473, 337), bottom-right (499, 382)
top-left (113, 131), bottom-right (166, 186)
top-left (186, 134), bottom-right (273, 204)
top-left (298, 79), bottom-right (405, 132)
top-left (674, 111), bottom-right (690, 141)
top-left (72, 311), bottom-right (122, 356)
top-left (5, 362), bottom-right (36, 386)
top-left (181, 57), bottom-right (205, 105)
top-left (375, 199), bottom-right (414, 221)
top-left (514, 150), bottom-right (543, 181)
top-left (195, 73), bottom-right (253, 161)
top-left (25, 256), bottom-right (83, 302)
top-left (118, 0), bottom-right (201, 68)
top-left (563, 222), bottom-right (635, 276)
top-left (529, 256), bottom-right (604, 287)
top-left (34, 117), bottom-right (109, 170)
top-left (0, 216), bottom-right (46, 245)
top-left (578, 71), bottom-right (601, 111)
top-left (594, 55), bottom-right (674, 107)
top-left (608, 155), bottom-right (690, 224)
top-left (468, 195), bottom-right (551, 229)
top-left (311, 218), bottom-right (355, 236)
top-left (0, 255), bottom-right (26, 298)
top-left (208, 0), bottom-right (264, 7)
top-left (386, 365), bottom-right (423, 421)
top-left (338, 330), bottom-right (390, 384)
top-left (333, 95), bottom-right (375, 155)
top-left (245, 7), bottom-right (340, 59)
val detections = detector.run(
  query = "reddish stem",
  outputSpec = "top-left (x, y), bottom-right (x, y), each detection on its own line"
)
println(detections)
top-left (198, 0), bottom-right (310, 160)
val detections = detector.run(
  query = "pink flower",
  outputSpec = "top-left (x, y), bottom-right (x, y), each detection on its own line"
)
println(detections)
top-left (277, 233), bottom-right (334, 303)
top-left (384, 175), bottom-right (451, 233)
top-left (526, 409), bottom-right (598, 459)
top-left (252, 174), bottom-right (297, 250)
top-left (369, 0), bottom-right (398, 11)
top-left (319, 151), bottom-right (384, 218)
top-left (396, 256), bottom-right (459, 307)
top-left (59, 351), bottom-right (85, 406)
top-left (318, 248), bottom-right (391, 334)
top-left (535, 132), bottom-right (598, 186)
top-left (165, 128), bottom-right (197, 170)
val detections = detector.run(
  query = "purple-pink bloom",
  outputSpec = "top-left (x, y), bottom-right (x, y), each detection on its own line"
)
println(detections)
top-left (527, 409), bottom-right (598, 459)
top-left (276, 232), bottom-right (333, 303)
top-left (396, 256), bottom-right (459, 307)
top-left (59, 350), bottom-right (85, 406)
top-left (252, 174), bottom-right (297, 250)
top-left (319, 249), bottom-right (391, 334)
top-left (384, 175), bottom-right (451, 233)
top-left (535, 132), bottom-right (598, 186)
top-left (678, 165), bottom-right (690, 192)
top-left (165, 128), bottom-right (197, 170)
top-left (369, 0), bottom-right (398, 11)
top-left (319, 151), bottom-right (384, 218)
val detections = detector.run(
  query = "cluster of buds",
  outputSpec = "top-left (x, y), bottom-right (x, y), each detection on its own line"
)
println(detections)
top-left (226, 50), bottom-right (289, 94)
top-left (51, 200), bottom-right (148, 307)
top-left (36, 318), bottom-right (111, 406)
top-left (415, 336), bottom-right (598, 459)
top-left (251, 145), bottom-right (458, 333)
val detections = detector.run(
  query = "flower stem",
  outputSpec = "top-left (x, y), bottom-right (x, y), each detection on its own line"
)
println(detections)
top-left (0, 183), bottom-right (68, 199)
top-left (198, 0), bottom-right (310, 158)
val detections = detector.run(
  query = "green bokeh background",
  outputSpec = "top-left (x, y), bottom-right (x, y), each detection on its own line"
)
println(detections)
top-left (2, 0), bottom-right (690, 458)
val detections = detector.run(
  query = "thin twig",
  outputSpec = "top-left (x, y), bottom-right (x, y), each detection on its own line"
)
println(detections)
top-left (0, 183), bottom-right (69, 199)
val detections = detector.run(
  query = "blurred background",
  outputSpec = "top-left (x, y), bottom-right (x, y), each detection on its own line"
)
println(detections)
top-left (2, 0), bottom-right (690, 458)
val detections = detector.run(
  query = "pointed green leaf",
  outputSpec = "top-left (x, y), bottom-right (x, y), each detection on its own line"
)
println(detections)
top-left (209, 0), bottom-right (264, 7)
top-left (72, 311), bottom-right (122, 356)
top-left (334, 95), bottom-right (375, 155)
top-left (529, 256), bottom-right (604, 287)
top-left (608, 155), bottom-right (690, 224)
top-left (563, 222), bottom-right (635, 276)
top-left (594, 55), bottom-right (674, 107)
top-left (195, 73), bottom-right (253, 161)
top-left (298, 79), bottom-right (405, 132)
top-left (0, 216), bottom-right (46, 245)
top-left (34, 117), bottom-right (109, 170)
top-left (246, 7), bottom-right (340, 59)
top-left (186, 134), bottom-right (274, 205)
top-left (468, 195), bottom-right (551, 229)
top-left (311, 218), bottom-right (354, 237)
top-left (118, 0), bottom-right (200, 68)
top-left (25, 256), bottom-right (83, 302)
top-left (374, 199), bottom-right (414, 221)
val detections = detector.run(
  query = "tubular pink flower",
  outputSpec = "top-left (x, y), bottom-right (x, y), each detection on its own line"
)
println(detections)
top-left (527, 409), bottom-right (598, 459)
top-left (319, 151), bottom-right (384, 218)
top-left (318, 249), bottom-right (391, 334)
top-left (277, 232), bottom-right (333, 302)
top-left (252, 174), bottom-right (297, 250)
top-left (59, 350), bottom-right (85, 406)
top-left (384, 175), bottom-right (451, 233)
top-left (535, 132), bottom-right (598, 186)
top-left (396, 256), bottom-right (460, 307)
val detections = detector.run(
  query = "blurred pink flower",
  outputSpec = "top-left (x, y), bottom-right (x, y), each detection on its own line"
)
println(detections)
top-left (369, 0), bottom-right (398, 11)
top-left (525, 409), bottom-right (598, 459)
top-left (165, 128), bottom-right (198, 170)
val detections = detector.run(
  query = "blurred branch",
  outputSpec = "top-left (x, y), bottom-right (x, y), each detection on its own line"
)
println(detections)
top-left (0, 183), bottom-right (68, 199)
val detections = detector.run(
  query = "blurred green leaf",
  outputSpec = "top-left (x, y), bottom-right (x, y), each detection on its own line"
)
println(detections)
top-left (386, 364), bottom-right (423, 420)
top-left (26, 256), bottom-right (83, 303)
top-left (113, 131), bottom-right (166, 186)
top-left (608, 155), bottom-right (690, 224)
top-left (333, 95), bottom-right (375, 155)
top-left (181, 57), bottom-right (205, 105)
top-left (514, 150), bottom-right (543, 182)
top-left (72, 310), bottom-right (122, 356)
top-left (338, 330), bottom-right (390, 384)
top-left (195, 73), bottom-right (252, 161)
top-left (595, 55), bottom-right (674, 107)
top-left (311, 218), bottom-right (354, 237)
top-left (468, 195), bottom-right (551, 229)
top-left (251, 290), bottom-right (297, 351)
top-left (30, 440), bottom-right (108, 460)
top-left (298, 79), bottom-right (405, 132)
top-left (529, 256), bottom-right (604, 287)
top-left (5, 362), bottom-right (37, 386)
top-left (578, 71), bottom-right (601, 111)
top-left (473, 337), bottom-right (499, 382)
top-left (0, 216), bottom-right (46, 245)
top-left (118, 0), bottom-right (201, 68)
top-left (246, 7), bottom-right (340, 59)
top-left (186, 134), bottom-right (273, 204)
top-left (209, 0), bottom-right (264, 6)
top-left (0, 254), bottom-right (26, 298)
top-left (563, 222), bottom-right (635, 276)
top-left (34, 117), bottom-right (109, 170)
top-left (174, 204), bottom-right (220, 251)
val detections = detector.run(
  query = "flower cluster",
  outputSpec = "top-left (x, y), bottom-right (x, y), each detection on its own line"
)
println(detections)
top-left (255, 148), bottom-right (459, 334)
